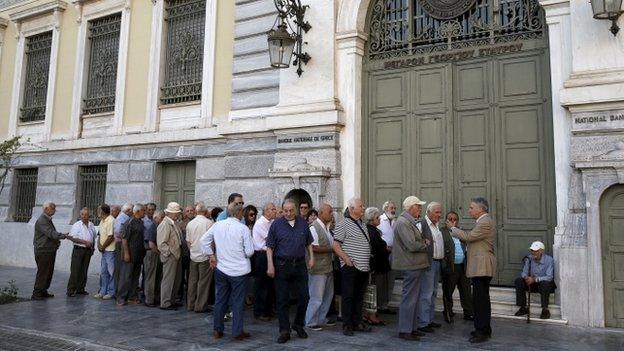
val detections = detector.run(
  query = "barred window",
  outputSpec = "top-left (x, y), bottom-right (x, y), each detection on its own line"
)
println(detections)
top-left (20, 32), bottom-right (52, 123)
top-left (12, 168), bottom-right (38, 223)
top-left (161, 0), bottom-right (206, 105)
top-left (79, 165), bottom-right (107, 225)
top-left (83, 13), bottom-right (122, 115)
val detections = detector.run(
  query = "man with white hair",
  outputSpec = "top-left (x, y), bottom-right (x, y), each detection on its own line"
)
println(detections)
top-left (186, 203), bottom-right (214, 312)
top-left (376, 200), bottom-right (397, 314)
top-left (117, 204), bottom-right (146, 306)
top-left (113, 203), bottom-right (133, 295)
top-left (32, 202), bottom-right (68, 300)
top-left (416, 202), bottom-right (444, 333)
top-left (392, 196), bottom-right (430, 341)
top-left (143, 209), bottom-right (164, 307)
top-left (66, 207), bottom-right (97, 297)
top-left (332, 197), bottom-right (371, 336)
top-left (158, 202), bottom-right (183, 310)
top-left (253, 202), bottom-right (278, 321)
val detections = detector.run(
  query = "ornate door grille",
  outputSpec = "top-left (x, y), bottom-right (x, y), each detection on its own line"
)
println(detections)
top-left (79, 165), bottom-right (107, 225)
top-left (83, 13), bottom-right (122, 115)
top-left (13, 168), bottom-right (38, 223)
top-left (368, 0), bottom-right (545, 59)
top-left (161, 0), bottom-right (206, 105)
top-left (20, 31), bottom-right (52, 123)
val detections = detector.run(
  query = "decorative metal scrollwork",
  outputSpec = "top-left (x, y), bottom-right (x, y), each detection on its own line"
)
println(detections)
top-left (368, 0), bottom-right (546, 60)
top-left (20, 31), bottom-right (52, 123)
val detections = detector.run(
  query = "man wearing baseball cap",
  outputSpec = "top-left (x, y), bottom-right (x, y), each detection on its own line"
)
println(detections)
top-left (514, 241), bottom-right (556, 319)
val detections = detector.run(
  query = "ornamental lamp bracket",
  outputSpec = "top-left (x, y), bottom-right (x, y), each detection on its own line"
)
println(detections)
top-left (591, 0), bottom-right (624, 36)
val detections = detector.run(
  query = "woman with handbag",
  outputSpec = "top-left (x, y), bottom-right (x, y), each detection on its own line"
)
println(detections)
top-left (364, 207), bottom-right (392, 326)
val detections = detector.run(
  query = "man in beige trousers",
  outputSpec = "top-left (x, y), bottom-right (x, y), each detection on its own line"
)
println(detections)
top-left (157, 202), bottom-right (183, 310)
top-left (185, 203), bottom-right (214, 312)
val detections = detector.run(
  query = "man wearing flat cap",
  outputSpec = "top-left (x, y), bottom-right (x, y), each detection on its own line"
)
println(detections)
top-left (158, 202), bottom-right (183, 310)
top-left (514, 241), bottom-right (556, 319)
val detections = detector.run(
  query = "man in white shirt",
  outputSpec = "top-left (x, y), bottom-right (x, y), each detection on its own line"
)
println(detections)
top-left (185, 203), bottom-right (214, 312)
top-left (416, 202), bottom-right (444, 333)
top-left (66, 208), bottom-right (97, 297)
top-left (253, 202), bottom-right (278, 321)
top-left (305, 203), bottom-right (335, 330)
top-left (201, 202), bottom-right (254, 341)
top-left (378, 200), bottom-right (397, 248)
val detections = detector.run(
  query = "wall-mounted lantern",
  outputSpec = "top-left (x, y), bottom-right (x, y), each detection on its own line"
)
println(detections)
top-left (591, 0), bottom-right (624, 36)
top-left (267, 0), bottom-right (311, 76)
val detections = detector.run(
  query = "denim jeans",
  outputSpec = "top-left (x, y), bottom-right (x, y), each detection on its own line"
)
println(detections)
top-left (213, 269), bottom-right (248, 337)
top-left (99, 251), bottom-right (115, 296)
top-left (417, 260), bottom-right (440, 328)
top-left (305, 273), bottom-right (334, 327)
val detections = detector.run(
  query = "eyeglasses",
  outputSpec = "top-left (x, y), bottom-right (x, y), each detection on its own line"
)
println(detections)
top-left (300, 205), bottom-right (309, 209)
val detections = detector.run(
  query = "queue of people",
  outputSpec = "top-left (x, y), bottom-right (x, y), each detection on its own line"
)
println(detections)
top-left (31, 194), bottom-right (556, 344)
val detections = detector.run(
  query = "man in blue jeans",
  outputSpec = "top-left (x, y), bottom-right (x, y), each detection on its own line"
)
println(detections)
top-left (266, 199), bottom-right (315, 344)
top-left (201, 202), bottom-right (254, 341)
top-left (95, 204), bottom-right (116, 300)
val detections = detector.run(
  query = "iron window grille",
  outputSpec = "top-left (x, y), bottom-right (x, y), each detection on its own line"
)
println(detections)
top-left (20, 31), bottom-right (52, 123)
top-left (83, 13), bottom-right (122, 115)
top-left (368, 0), bottom-right (546, 60)
top-left (161, 0), bottom-right (206, 105)
top-left (13, 168), bottom-right (38, 223)
top-left (79, 165), bottom-right (107, 225)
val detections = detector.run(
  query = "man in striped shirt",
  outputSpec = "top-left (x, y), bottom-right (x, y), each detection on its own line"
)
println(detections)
top-left (332, 198), bottom-right (372, 336)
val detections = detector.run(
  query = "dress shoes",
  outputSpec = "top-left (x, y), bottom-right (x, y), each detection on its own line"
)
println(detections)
top-left (443, 311), bottom-right (453, 324)
top-left (463, 314), bottom-right (474, 321)
top-left (277, 332), bottom-right (291, 344)
top-left (233, 332), bottom-right (250, 341)
top-left (378, 308), bottom-right (397, 315)
top-left (411, 330), bottom-right (426, 337)
top-left (42, 292), bottom-right (55, 298)
top-left (354, 323), bottom-right (372, 332)
top-left (540, 308), bottom-right (551, 319)
top-left (31, 295), bottom-right (45, 300)
top-left (292, 326), bottom-right (308, 338)
top-left (159, 305), bottom-right (177, 311)
top-left (77, 291), bottom-right (89, 295)
top-left (254, 315), bottom-right (272, 322)
top-left (417, 325), bottom-right (435, 333)
top-left (514, 306), bottom-right (529, 316)
top-left (469, 334), bottom-right (489, 343)
top-left (429, 322), bottom-right (442, 328)
top-left (213, 331), bottom-right (224, 339)
top-left (343, 326), bottom-right (354, 336)
top-left (398, 332), bottom-right (420, 341)
top-left (144, 302), bottom-right (157, 307)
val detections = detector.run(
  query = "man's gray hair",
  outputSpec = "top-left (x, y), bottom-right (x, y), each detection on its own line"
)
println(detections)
top-left (347, 197), bottom-right (362, 209)
top-left (153, 210), bottom-right (165, 219)
top-left (111, 205), bottom-right (121, 211)
top-left (426, 202), bottom-right (442, 214)
top-left (382, 200), bottom-right (395, 212)
top-left (121, 203), bottom-right (133, 213)
top-left (43, 201), bottom-right (55, 209)
top-left (263, 202), bottom-right (276, 212)
top-left (195, 203), bottom-right (208, 214)
top-left (471, 197), bottom-right (489, 213)
top-left (282, 199), bottom-right (296, 208)
top-left (133, 204), bottom-right (144, 213)
top-left (227, 202), bottom-right (244, 217)
top-left (364, 207), bottom-right (381, 223)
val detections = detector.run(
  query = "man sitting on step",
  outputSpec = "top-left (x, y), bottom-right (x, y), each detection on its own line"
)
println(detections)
top-left (514, 241), bottom-right (556, 319)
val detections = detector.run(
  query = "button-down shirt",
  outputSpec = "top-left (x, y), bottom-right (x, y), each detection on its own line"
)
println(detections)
top-left (310, 218), bottom-right (333, 246)
top-left (200, 217), bottom-right (254, 277)
top-left (216, 210), bottom-right (246, 224)
top-left (98, 215), bottom-right (115, 251)
top-left (70, 220), bottom-right (96, 248)
top-left (521, 254), bottom-right (554, 282)
top-left (377, 213), bottom-right (394, 247)
top-left (452, 236), bottom-right (465, 264)
top-left (186, 215), bottom-right (213, 262)
top-left (142, 216), bottom-right (155, 250)
top-left (252, 215), bottom-right (273, 251)
top-left (114, 212), bottom-right (130, 242)
top-left (427, 216), bottom-right (444, 260)
top-left (266, 216), bottom-right (313, 259)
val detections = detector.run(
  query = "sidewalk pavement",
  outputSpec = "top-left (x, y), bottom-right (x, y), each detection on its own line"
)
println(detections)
top-left (0, 265), bottom-right (622, 351)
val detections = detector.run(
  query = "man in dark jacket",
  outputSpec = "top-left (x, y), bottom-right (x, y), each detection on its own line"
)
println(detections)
top-left (32, 202), bottom-right (67, 300)
top-left (441, 211), bottom-right (473, 323)
top-left (117, 204), bottom-right (146, 306)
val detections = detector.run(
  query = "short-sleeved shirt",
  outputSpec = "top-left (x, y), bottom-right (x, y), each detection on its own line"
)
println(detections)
top-left (122, 217), bottom-right (145, 262)
top-left (98, 215), bottom-right (115, 251)
top-left (266, 216), bottom-right (313, 259)
top-left (114, 212), bottom-right (130, 242)
top-left (70, 220), bottom-right (97, 248)
top-left (143, 216), bottom-right (155, 250)
top-left (333, 216), bottom-right (371, 272)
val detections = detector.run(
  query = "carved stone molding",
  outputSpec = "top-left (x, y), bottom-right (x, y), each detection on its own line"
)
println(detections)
top-left (270, 159), bottom-right (332, 206)
top-left (72, 0), bottom-right (131, 23)
top-left (9, 1), bottom-right (67, 28)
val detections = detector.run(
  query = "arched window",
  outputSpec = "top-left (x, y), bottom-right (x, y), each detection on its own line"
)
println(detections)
top-left (368, 0), bottom-right (545, 59)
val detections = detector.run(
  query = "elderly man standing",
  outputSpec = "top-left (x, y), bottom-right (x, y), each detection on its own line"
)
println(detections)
top-left (441, 211), bottom-right (473, 323)
top-left (113, 203), bottom-right (133, 295)
top-left (416, 202), bottom-right (443, 332)
top-left (143, 209), bottom-right (164, 307)
top-left (514, 241), bottom-right (556, 319)
top-left (447, 197), bottom-right (496, 343)
top-left (32, 202), bottom-right (67, 300)
top-left (266, 199), bottom-right (314, 344)
top-left (158, 202), bottom-right (183, 310)
top-left (201, 202), bottom-right (254, 341)
top-left (117, 204), bottom-right (146, 306)
top-left (305, 203), bottom-right (335, 331)
top-left (95, 204), bottom-right (116, 300)
top-left (66, 208), bottom-right (97, 297)
top-left (393, 196), bottom-right (429, 341)
top-left (186, 203), bottom-right (214, 312)
top-left (332, 198), bottom-right (371, 336)
top-left (253, 202), bottom-right (278, 321)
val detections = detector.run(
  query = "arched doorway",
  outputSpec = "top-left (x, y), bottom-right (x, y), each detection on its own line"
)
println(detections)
top-left (362, 0), bottom-right (556, 285)
top-left (284, 188), bottom-right (313, 215)
top-left (600, 184), bottom-right (624, 328)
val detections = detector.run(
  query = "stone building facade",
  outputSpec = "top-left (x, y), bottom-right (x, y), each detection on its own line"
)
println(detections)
top-left (0, 0), bottom-right (623, 329)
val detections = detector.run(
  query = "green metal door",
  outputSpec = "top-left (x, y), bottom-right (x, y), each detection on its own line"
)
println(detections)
top-left (363, 0), bottom-right (554, 285)
top-left (600, 185), bottom-right (624, 328)
top-left (161, 161), bottom-right (196, 207)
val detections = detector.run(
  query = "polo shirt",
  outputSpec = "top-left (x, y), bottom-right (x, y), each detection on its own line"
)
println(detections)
top-left (266, 216), bottom-right (312, 259)
top-left (333, 216), bottom-right (371, 272)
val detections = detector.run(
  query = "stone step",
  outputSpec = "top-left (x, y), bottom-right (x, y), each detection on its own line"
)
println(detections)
top-left (387, 279), bottom-right (567, 325)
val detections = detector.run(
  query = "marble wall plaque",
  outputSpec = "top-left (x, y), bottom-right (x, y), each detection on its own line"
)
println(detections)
top-left (571, 109), bottom-right (624, 133)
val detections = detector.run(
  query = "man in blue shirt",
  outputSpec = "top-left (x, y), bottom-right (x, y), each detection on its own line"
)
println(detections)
top-left (514, 241), bottom-right (556, 319)
top-left (266, 199), bottom-right (314, 344)
top-left (216, 193), bottom-right (244, 222)
top-left (441, 211), bottom-right (473, 324)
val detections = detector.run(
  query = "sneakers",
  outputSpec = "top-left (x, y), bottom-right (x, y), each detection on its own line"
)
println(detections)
top-left (514, 306), bottom-right (529, 316)
top-left (102, 294), bottom-right (113, 300)
top-left (93, 293), bottom-right (103, 299)
top-left (324, 319), bottom-right (337, 327)
top-left (540, 308), bottom-right (551, 319)
top-left (307, 325), bottom-right (323, 331)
